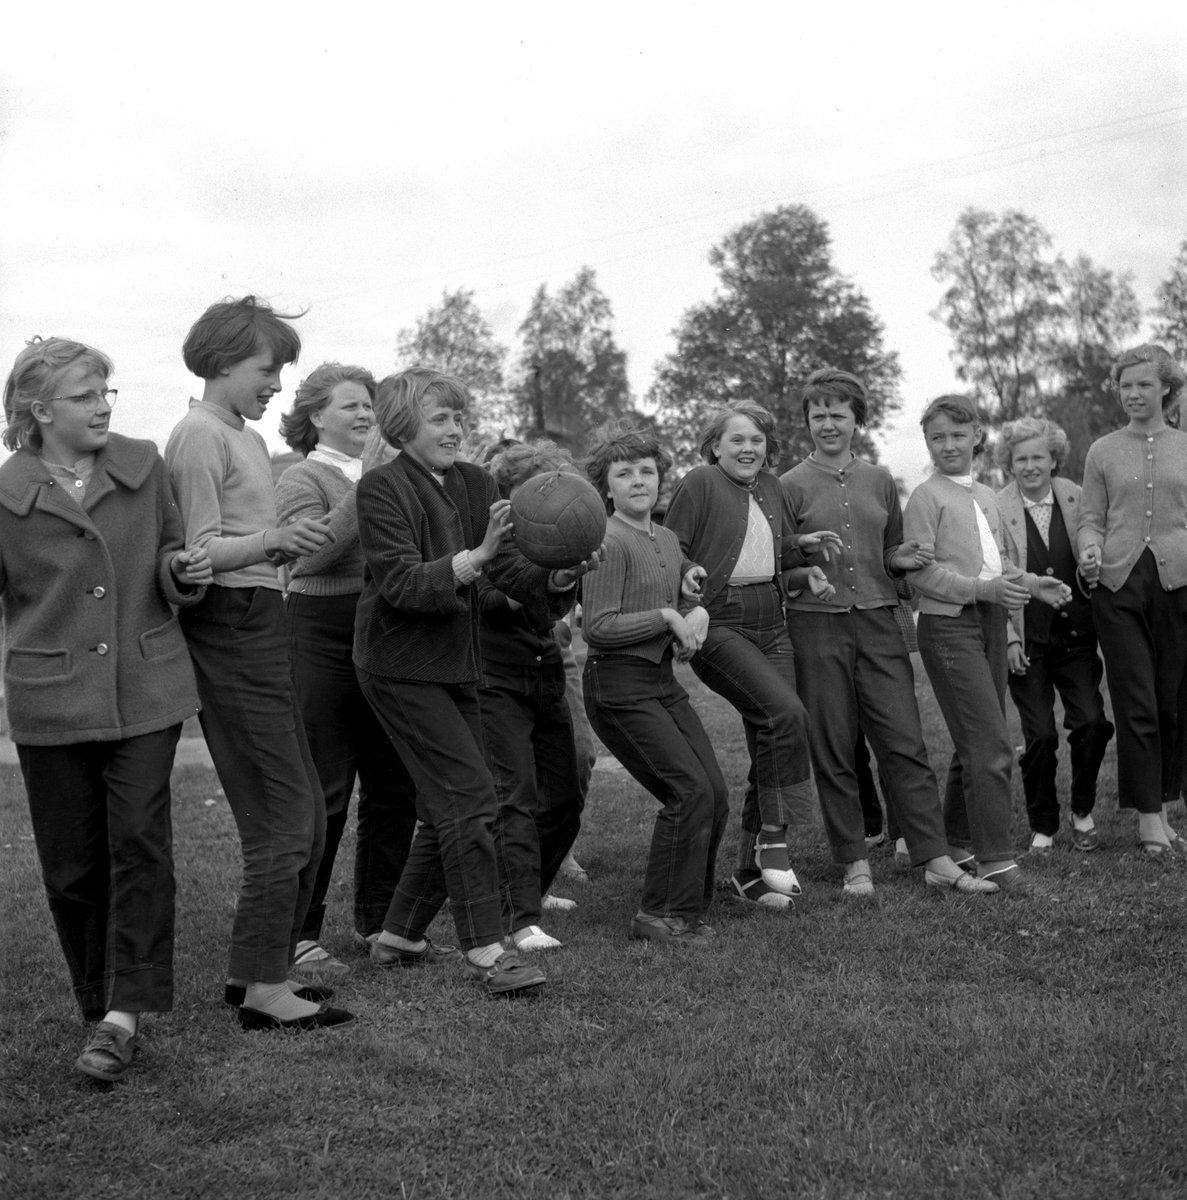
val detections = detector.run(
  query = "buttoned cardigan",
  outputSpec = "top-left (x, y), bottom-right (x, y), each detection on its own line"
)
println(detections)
top-left (1076, 426), bottom-right (1187, 592)
top-left (780, 455), bottom-right (902, 612)
top-left (663, 464), bottom-right (806, 608)
top-left (0, 435), bottom-right (202, 745)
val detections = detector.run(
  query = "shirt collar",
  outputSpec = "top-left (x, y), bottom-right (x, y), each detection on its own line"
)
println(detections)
top-left (1022, 489), bottom-right (1054, 508)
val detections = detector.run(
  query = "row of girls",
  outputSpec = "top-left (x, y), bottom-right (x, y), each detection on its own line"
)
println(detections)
top-left (2, 293), bottom-right (1185, 1082)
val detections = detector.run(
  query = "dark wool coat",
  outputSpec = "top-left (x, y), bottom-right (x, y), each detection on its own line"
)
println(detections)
top-left (354, 453), bottom-right (570, 683)
top-left (0, 434), bottom-right (202, 745)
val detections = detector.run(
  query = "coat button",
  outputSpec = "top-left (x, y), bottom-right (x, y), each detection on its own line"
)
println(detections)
top-left (93, 586), bottom-right (106, 598)
top-left (84, 530), bottom-right (96, 540)
top-left (96, 643), bottom-right (109, 655)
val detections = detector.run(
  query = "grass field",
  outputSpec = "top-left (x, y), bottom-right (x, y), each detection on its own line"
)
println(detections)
top-left (2, 652), bottom-right (1186, 1200)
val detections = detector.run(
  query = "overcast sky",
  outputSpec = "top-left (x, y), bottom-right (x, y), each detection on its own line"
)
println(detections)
top-left (2, 2), bottom-right (1184, 488)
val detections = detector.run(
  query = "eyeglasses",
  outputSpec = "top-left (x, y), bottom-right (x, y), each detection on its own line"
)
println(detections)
top-left (48, 389), bottom-right (118, 411)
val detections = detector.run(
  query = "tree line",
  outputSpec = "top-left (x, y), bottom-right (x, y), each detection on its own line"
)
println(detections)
top-left (394, 206), bottom-right (1187, 483)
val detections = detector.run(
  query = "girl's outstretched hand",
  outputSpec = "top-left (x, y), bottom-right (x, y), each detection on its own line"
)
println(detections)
top-left (682, 564), bottom-right (707, 601)
top-left (551, 546), bottom-right (604, 590)
top-left (798, 530), bottom-right (844, 561)
top-left (890, 540), bottom-right (935, 571)
top-left (806, 565), bottom-right (836, 602)
top-left (171, 546), bottom-right (213, 586)
top-left (1032, 578), bottom-right (1074, 609)
top-left (473, 499), bottom-right (513, 567)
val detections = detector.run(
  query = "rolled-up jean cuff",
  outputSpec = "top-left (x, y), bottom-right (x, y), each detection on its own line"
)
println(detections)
top-left (766, 780), bottom-right (816, 827)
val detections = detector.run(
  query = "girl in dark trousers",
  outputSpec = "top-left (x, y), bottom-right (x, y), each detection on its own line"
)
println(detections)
top-left (479, 441), bottom-right (585, 951)
top-left (1, 337), bottom-right (209, 1081)
top-left (580, 424), bottom-right (727, 944)
top-left (1077, 344), bottom-right (1187, 856)
top-left (276, 363), bottom-right (417, 973)
top-left (355, 369), bottom-right (594, 996)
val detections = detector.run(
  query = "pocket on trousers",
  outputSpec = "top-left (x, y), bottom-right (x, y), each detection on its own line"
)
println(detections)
top-left (140, 617), bottom-right (187, 661)
top-left (5, 647), bottom-right (71, 682)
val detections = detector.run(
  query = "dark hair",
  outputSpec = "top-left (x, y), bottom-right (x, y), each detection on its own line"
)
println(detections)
top-left (279, 362), bottom-right (376, 456)
top-left (698, 400), bottom-right (781, 468)
top-left (373, 367), bottom-right (470, 447)
top-left (919, 393), bottom-right (987, 458)
top-left (585, 421), bottom-right (671, 513)
top-left (1110, 343), bottom-right (1186, 410)
top-left (488, 439), bottom-right (575, 499)
top-left (182, 295), bottom-right (304, 379)
top-left (800, 368), bottom-right (868, 427)
top-left (3, 336), bottom-right (113, 452)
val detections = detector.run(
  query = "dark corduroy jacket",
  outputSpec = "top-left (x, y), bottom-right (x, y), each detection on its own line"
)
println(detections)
top-left (0, 435), bottom-right (202, 745)
top-left (663, 463), bottom-right (807, 608)
top-left (353, 453), bottom-right (569, 683)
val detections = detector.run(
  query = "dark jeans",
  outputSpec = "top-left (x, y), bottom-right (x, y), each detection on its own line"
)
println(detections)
top-left (1092, 549), bottom-right (1187, 813)
top-left (693, 583), bottom-right (814, 870)
top-left (18, 726), bottom-right (180, 1019)
top-left (358, 673), bottom-right (505, 951)
top-left (287, 592), bottom-right (417, 940)
top-left (480, 661), bottom-right (584, 930)
top-left (918, 603), bottom-right (1016, 863)
top-left (1007, 637), bottom-right (1114, 835)
top-left (788, 607), bottom-right (949, 866)
top-left (180, 586), bottom-right (324, 984)
top-left (583, 653), bottom-right (728, 920)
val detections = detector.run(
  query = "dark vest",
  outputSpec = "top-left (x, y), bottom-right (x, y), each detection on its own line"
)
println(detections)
top-left (1023, 501), bottom-right (1094, 647)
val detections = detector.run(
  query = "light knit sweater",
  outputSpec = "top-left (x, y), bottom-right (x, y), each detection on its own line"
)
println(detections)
top-left (164, 399), bottom-right (284, 590)
top-left (903, 472), bottom-right (1038, 617)
top-left (275, 458), bottom-right (366, 596)
top-left (1077, 426), bottom-right (1187, 592)
top-left (581, 515), bottom-right (692, 663)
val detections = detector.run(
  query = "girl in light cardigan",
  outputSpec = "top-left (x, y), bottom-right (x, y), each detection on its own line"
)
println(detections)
top-left (904, 395), bottom-right (1070, 894)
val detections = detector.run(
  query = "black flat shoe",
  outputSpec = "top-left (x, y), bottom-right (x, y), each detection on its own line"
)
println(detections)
top-left (224, 983), bottom-right (335, 1007)
top-left (238, 1005), bottom-right (356, 1031)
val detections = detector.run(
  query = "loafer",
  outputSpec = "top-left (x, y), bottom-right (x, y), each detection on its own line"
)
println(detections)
top-left (292, 943), bottom-right (352, 981)
top-left (629, 911), bottom-right (715, 947)
top-left (75, 1022), bottom-right (139, 1082)
top-left (238, 1005), bottom-right (356, 1031)
top-left (462, 950), bottom-right (546, 996)
top-left (949, 849), bottom-right (976, 873)
top-left (924, 869), bottom-right (999, 894)
top-left (370, 936), bottom-right (462, 969)
top-left (224, 982), bottom-right (335, 1007)
top-left (1071, 828), bottom-right (1100, 853)
top-left (730, 873), bottom-right (792, 911)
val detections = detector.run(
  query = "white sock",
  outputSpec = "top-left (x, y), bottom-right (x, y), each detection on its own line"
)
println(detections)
top-left (101, 1010), bottom-right (138, 1035)
top-left (377, 931), bottom-right (426, 953)
top-left (244, 981), bottom-right (319, 1020)
top-left (466, 942), bottom-right (503, 968)
top-left (512, 925), bottom-right (562, 950)
top-left (1031, 832), bottom-right (1054, 849)
top-left (1072, 815), bottom-right (1095, 833)
top-left (894, 838), bottom-right (908, 856)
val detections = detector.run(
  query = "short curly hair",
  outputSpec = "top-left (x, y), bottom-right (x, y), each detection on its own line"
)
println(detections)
top-left (1110, 343), bottom-right (1186, 410)
top-left (3, 336), bottom-right (114, 453)
top-left (993, 417), bottom-right (1070, 476)
top-left (584, 421), bottom-right (671, 514)
top-left (698, 400), bottom-right (781, 468)
top-left (279, 362), bottom-right (376, 456)
top-left (488, 439), bottom-right (576, 499)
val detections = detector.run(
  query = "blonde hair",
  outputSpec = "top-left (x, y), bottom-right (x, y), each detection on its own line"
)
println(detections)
top-left (993, 417), bottom-right (1069, 476)
top-left (3, 337), bottom-right (114, 452)
top-left (374, 367), bottom-right (469, 447)
top-left (280, 362), bottom-right (376, 455)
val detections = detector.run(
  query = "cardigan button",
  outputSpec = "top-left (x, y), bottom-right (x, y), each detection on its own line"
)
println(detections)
top-left (1045, 568), bottom-right (1054, 575)
top-left (96, 643), bottom-right (109, 655)
top-left (84, 530), bottom-right (96, 540)
top-left (93, 586), bottom-right (106, 598)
